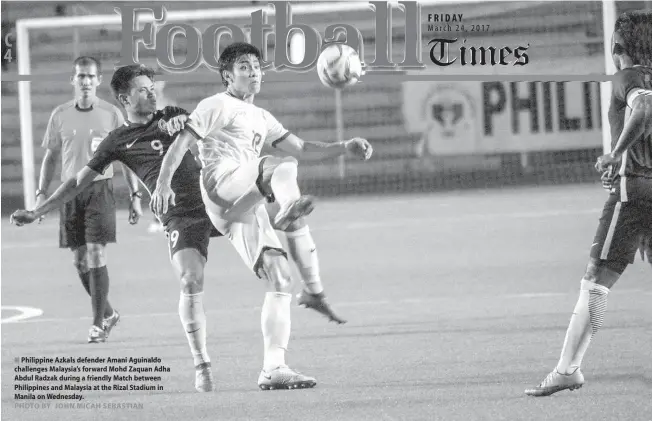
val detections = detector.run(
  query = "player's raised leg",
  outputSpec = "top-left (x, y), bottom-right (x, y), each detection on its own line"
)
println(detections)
top-left (267, 157), bottom-right (315, 231)
top-left (266, 202), bottom-right (346, 324)
top-left (215, 156), bottom-right (314, 230)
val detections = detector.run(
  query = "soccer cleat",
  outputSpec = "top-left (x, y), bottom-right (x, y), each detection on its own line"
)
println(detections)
top-left (297, 290), bottom-right (347, 325)
top-left (102, 310), bottom-right (120, 338)
top-left (273, 196), bottom-right (316, 231)
top-left (88, 325), bottom-right (107, 343)
top-left (195, 362), bottom-right (215, 392)
top-left (525, 368), bottom-right (585, 397)
top-left (257, 365), bottom-right (317, 391)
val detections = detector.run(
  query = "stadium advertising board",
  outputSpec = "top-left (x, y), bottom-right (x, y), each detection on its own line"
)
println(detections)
top-left (402, 81), bottom-right (604, 155)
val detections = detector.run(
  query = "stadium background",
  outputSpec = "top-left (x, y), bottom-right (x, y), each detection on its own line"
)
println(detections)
top-left (2, 0), bottom-right (650, 212)
top-left (2, 3), bottom-right (652, 420)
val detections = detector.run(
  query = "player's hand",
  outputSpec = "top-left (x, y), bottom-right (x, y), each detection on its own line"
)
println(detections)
top-left (150, 183), bottom-right (176, 217)
top-left (34, 194), bottom-right (46, 223)
top-left (10, 209), bottom-right (38, 227)
top-left (600, 168), bottom-right (616, 192)
top-left (345, 138), bottom-right (373, 160)
top-left (167, 114), bottom-right (188, 135)
top-left (595, 153), bottom-right (620, 173)
top-left (129, 197), bottom-right (143, 225)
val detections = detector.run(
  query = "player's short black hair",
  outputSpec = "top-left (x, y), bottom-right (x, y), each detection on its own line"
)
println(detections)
top-left (217, 42), bottom-right (262, 87)
top-left (72, 56), bottom-right (101, 74)
top-left (110, 64), bottom-right (156, 104)
top-left (614, 11), bottom-right (652, 66)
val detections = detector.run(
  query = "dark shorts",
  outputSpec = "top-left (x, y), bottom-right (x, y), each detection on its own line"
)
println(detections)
top-left (590, 177), bottom-right (652, 272)
top-left (59, 179), bottom-right (116, 249)
top-left (164, 207), bottom-right (222, 260)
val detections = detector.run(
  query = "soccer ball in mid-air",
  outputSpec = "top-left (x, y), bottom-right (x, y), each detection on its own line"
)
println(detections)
top-left (316, 44), bottom-right (363, 89)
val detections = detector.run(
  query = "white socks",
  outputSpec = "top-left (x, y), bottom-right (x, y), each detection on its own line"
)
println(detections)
top-left (179, 292), bottom-right (210, 367)
top-left (261, 292), bottom-right (292, 371)
top-left (285, 226), bottom-right (323, 294)
top-left (556, 279), bottom-right (610, 374)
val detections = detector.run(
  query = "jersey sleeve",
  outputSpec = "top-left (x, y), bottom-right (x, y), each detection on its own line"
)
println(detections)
top-left (612, 69), bottom-right (646, 105)
top-left (186, 99), bottom-right (229, 140)
top-left (263, 110), bottom-right (290, 147)
top-left (87, 133), bottom-right (119, 175)
top-left (41, 109), bottom-right (61, 150)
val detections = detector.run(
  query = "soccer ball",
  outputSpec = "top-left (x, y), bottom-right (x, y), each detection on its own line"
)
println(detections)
top-left (316, 44), bottom-right (363, 89)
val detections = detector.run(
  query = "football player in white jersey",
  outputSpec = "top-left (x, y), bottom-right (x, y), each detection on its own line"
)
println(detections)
top-left (152, 42), bottom-right (372, 390)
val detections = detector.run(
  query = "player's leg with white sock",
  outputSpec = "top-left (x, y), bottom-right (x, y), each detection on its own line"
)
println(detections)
top-left (556, 260), bottom-right (618, 374)
top-left (266, 201), bottom-right (345, 324)
top-left (173, 249), bottom-right (210, 367)
top-left (256, 250), bottom-right (317, 389)
top-left (282, 219), bottom-right (323, 295)
top-left (261, 291), bottom-right (292, 370)
top-left (179, 292), bottom-right (209, 366)
top-left (258, 250), bottom-right (293, 370)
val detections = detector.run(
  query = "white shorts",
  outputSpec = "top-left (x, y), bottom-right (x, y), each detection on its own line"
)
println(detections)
top-left (199, 158), bottom-right (284, 274)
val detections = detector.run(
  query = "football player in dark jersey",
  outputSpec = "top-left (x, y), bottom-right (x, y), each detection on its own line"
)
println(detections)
top-left (11, 65), bottom-right (219, 393)
top-left (526, 11), bottom-right (652, 397)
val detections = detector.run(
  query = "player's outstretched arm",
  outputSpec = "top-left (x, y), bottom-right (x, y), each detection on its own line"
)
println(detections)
top-left (10, 166), bottom-right (101, 226)
top-left (119, 163), bottom-right (143, 225)
top-left (151, 130), bottom-right (194, 216)
top-left (34, 147), bottom-right (61, 222)
top-left (275, 133), bottom-right (373, 161)
top-left (596, 90), bottom-right (652, 172)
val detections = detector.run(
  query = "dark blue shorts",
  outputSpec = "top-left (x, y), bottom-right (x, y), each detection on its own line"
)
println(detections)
top-left (59, 179), bottom-right (116, 249)
top-left (164, 207), bottom-right (222, 260)
top-left (590, 176), bottom-right (652, 272)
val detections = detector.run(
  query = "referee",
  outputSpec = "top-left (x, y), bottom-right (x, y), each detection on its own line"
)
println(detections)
top-left (35, 56), bottom-right (142, 343)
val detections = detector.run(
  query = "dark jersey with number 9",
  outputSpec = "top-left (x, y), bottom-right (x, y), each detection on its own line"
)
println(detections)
top-left (608, 66), bottom-right (652, 179)
top-left (87, 106), bottom-right (204, 224)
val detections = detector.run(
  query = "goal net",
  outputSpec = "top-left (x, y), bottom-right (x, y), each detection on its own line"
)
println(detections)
top-left (3, 0), bottom-right (639, 209)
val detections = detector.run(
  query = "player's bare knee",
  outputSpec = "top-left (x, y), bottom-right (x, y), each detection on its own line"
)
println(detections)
top-left (582, 258), bottom-right (620, 289)
top-left (72, 249), bottom-right (88, 273)
top-left (85, 244), bottom-right (107, 268)
top-left (582, 259), bottom-right (600, 283)
top-left (179, 269), bottom-right (204, 294)
top-left (259, 250), bottom-right (293, 293)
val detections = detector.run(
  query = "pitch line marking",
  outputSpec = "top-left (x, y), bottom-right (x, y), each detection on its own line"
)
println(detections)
top-left (1, 306), bottom-right (44, 323)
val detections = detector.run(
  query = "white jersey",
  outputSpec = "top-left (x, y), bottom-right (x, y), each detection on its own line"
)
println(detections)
top-left (186, 92), bottom-right (289, 166)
